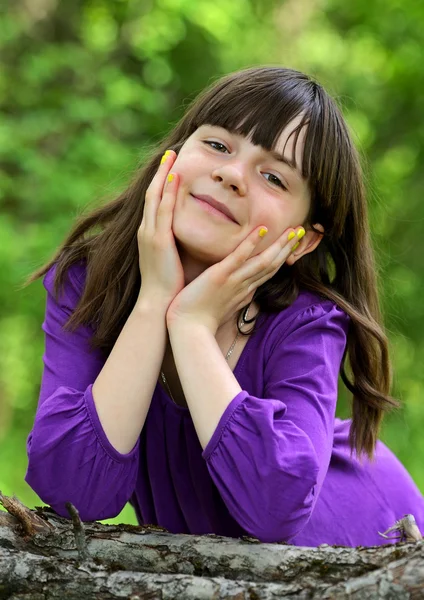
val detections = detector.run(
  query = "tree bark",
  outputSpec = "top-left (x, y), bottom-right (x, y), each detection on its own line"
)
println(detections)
top-left (1, 493), bottom-right (423, 599)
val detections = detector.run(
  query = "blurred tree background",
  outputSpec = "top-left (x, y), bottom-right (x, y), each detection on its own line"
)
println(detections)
top-left (1, 0), bottom-right (423, 526)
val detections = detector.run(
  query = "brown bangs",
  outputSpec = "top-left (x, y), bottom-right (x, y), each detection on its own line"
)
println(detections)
top-left (186, 67), bottom-right (321, 180)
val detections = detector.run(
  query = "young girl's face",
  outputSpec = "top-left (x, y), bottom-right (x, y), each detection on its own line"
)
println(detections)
top-left (170, 115), bottom-right (313, 266)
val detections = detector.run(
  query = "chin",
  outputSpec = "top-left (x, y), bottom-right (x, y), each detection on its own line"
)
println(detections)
top-left (174, 232), bottom-right (228, 265)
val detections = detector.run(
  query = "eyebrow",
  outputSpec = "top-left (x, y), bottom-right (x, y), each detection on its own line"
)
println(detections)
top-left (267, 150), bottom-right (303, 180)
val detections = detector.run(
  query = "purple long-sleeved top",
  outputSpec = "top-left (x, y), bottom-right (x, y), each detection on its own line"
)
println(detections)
top-left (25, 261), bottom-right (424, 546)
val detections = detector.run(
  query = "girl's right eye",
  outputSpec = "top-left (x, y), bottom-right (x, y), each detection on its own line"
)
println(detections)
top-left (203, 141), bottom-right (228, 152)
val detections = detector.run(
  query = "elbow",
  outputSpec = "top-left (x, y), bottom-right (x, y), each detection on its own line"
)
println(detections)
top-left (238, 450), bottom-right (321, 543)
top-left (25, 469), bottom-right (95, 522)
top-left (25, 405), bottom-right (135, 522)
top-left (25, 468), bottom-right (123, 522)
top-left (25, 436), bottom-right (100, 521)
top-left (245, 480), bottom-right (317, 543)
top-left (25, 449), bottom-right (127, 523)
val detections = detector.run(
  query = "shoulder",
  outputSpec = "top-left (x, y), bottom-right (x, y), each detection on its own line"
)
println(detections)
top-left (287, 289), bottom-right (350, 325)
top-left (43, 259), bottom-right (88, 310)
top-left (257, 289), bottom-right (350, 349)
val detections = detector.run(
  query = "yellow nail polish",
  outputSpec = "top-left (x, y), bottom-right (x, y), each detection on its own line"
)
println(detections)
top-left (259, 227), bottom-right (268, 238)
top-left (292, 242), bottom-right (300, 252)
top-left (297, 228), bottom-right (306, 240)
top-left (288, 231), bottom-right (296, 241)
top-left (160, 150), bottom-right (171, 164)
top-left (167, 173), bottom-right (174, 183)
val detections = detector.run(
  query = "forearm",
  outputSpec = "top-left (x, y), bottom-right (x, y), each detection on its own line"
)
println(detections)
top-left (167, 325), bottom-right (320, 540)
top-left (168, 322), bottom-right (242, 449)
top-left (92, 295), bottom-right (168, 454)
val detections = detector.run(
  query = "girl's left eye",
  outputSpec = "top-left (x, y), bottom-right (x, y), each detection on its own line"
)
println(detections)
top-left (202, 141), bottom-right (287, 190)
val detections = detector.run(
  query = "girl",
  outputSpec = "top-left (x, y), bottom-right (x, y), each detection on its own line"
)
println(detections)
top-left (23, 66), bottom-right (424, 547)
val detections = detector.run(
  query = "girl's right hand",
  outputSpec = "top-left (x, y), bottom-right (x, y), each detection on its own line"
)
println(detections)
top-left (137, 150), bottom-right (186, 308)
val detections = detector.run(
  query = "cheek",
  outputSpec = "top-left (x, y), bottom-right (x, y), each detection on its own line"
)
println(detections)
top-left (251, 202), bottom-right (272, 224)
top-left (249, 203), bottom-right (294, 255)
top-left (172, 151), bottom-right (198, 178)
top-left (254, 202), bottom-right (289, 232)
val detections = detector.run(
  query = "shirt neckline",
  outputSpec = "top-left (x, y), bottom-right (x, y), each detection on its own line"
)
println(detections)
top-left (157, 312), bottom-right (266, 413)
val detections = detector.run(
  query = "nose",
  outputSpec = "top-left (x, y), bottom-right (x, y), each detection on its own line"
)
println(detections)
top-left (212, 163), bottom-right (247, 195)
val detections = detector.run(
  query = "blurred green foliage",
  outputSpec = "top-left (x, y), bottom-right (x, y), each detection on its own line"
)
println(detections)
top-left (1, 0), bottom-right (423, 526)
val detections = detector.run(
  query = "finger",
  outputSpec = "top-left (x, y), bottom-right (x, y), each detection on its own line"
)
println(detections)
top-left (255, 227), bottom-right (305, 272)
top-left (156, 171), bottom-right (179, 233)
top-left (224, 226), bottom-right (270, 273)
top-left (248, 249), bottom-right (292, 291)
top-left (143, 150), bottom-right (176, 232)
top-left (221, 226), bottom-right (279, 286)
top-left (267, 228), bottom-right (304, 267)
top-left (261, 228), bottom-right (305, 264)
top-left (230, 226), bottom-right (304, 292)
top-left (214, 227), bottom-right (272, 293)
top-left (245, 228), bottom-right (306, 291)
top-left (227, 225), bottom-right (296, 276)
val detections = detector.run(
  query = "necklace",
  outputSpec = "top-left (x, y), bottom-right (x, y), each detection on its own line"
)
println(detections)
top-left (160, 303), bottom-right (252, 405)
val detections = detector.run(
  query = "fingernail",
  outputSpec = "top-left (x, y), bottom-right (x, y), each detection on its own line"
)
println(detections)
top-left (167, 173), bottom-right (174, 183)
top-left (292, 242), bottom-right (300, 252)
top-left (259, 227), bottom-right (268, 238)
top-left (161, 150), bottom-right (172, 164)
top-left (287, 231), bottom-right (296, 241)
top-left (297, 228), bottom-right (306, 240)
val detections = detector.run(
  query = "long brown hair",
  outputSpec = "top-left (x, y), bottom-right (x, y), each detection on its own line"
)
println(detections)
top-left (21, 66), bottom-right (398, 461)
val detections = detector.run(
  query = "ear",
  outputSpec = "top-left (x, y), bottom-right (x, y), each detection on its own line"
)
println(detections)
top-left (285, 223), bottom-right (325, 266)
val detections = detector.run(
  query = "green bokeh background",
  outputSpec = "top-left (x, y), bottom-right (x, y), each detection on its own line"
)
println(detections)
top-left (1, 0), bottom-right (423, 526)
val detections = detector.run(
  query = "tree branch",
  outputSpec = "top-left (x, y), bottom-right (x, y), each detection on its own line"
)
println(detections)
top-left (1, 492), bottom-right (423, 599)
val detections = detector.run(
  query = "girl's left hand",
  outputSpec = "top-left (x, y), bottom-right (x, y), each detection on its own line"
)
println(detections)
top-left (166, 225), bottom-right (305, 334)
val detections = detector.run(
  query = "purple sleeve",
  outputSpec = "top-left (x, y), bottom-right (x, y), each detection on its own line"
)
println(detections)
top-left (25, 263), bottom-right (140, 521)
top-left (202, 302), bottom-right (350, 543)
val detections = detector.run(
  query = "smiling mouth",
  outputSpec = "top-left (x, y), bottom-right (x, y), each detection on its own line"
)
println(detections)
top-left (190, 194), bottom-right (238, 224)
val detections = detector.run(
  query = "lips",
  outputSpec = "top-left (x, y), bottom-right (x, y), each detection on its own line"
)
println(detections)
top-left (191, 194), bottom-right (238, 224)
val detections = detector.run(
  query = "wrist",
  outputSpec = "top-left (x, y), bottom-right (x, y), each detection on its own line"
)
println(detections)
top-left (135, 291), bottom-right (170, 316)
top-left (167, 315), bottom-right (217, 337)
